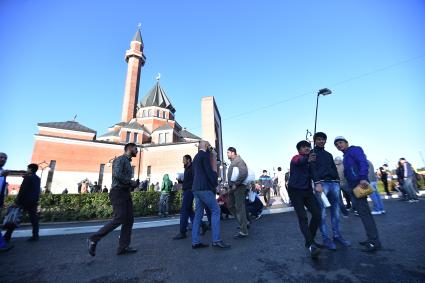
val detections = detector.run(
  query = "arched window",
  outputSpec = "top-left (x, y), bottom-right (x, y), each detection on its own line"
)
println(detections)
top-left (142, 110), bottom-right (146, 117)
top-left (157, 110), bottom-right (160, 117)
top-left (148, 109), bottom-right (152, 117)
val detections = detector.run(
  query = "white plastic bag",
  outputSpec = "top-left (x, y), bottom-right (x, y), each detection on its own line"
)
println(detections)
top-left (320, 193), bottom-right (331, 208)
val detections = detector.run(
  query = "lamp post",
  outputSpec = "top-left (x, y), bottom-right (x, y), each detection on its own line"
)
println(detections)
top-left (314, 88), bottom-right (332, 135)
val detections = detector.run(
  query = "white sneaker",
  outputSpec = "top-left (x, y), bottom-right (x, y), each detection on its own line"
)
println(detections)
top-left (371, 211), bottom-right (382, 215)
top-left (380, 210), bottom-right (386, 214)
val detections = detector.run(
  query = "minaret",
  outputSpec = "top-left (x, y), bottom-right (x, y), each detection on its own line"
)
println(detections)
top-left (121, 24), bottom-right (146, 122)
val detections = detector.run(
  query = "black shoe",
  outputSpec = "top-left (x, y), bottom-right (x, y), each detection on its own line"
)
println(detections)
top-left (233, 232), bottom-right (248, 239)
top-left (87, 239), bottom-right (97, 257)
top-left (117, 246), bottom-right (138, 255)
top-left (173, 233), bottom-right (187, 240)
top-left (308, 244), bottom-right (321, 259)
top-left (361, 243), bottom-right (380, 252)
top-left (212, 240), bottom-right (231, 249)
top-left (359, 240), bottom-right (369, 246)
top-left (27, 236), bottom-right (39, 242)
top-left (192, 243), bottom-right (209, 249)
top-left (313, 241), bottom-right (325, 249)
top-left (0, 244), bottom-right (14, 253)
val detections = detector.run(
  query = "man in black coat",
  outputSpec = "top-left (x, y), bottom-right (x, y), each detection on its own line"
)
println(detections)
top-left (4, 163), bottom-right (41, 242)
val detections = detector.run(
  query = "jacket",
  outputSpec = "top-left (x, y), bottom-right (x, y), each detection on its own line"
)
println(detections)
top-left (192, 150), bottom-right (218, 192)
top-left (367, 160), bottom-right (377, 182)
top-left (311, 147), bottom-right (339, 183)
top-left (182, 163), bottom-right (194, 191)
top-left (160, 174), bottom-right (173, 195)
top-left (342, 146), bottom-right (369, 189)
top-left (16, 174), bottom-right (41, 207)
top-left (227, 155), bottom-right (248, 187)
top-left (288, 154), bottom-right (312, 190)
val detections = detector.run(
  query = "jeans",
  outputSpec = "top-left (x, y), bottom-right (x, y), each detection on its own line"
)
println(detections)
top-left (288, 187), bottom-right (321, 247)
top-left (369, 181), bottom-right (384, 212)
top-left (316, 182), bottom-right (342, 240)
top-left (192, 190), bottom-right (221, 244)
top-left (179, 190), bottom-right (194, 234)
top-left (403, 177), bottom-right (418, 200)
top-left (159, 194), bottom-right (170, 215)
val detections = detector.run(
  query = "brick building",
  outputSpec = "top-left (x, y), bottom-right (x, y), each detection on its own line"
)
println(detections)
top-left (30, 27), bottom-right (224, 193)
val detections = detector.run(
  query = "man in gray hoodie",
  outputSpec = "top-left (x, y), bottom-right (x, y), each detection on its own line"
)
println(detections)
top-left (227, 147), bottom-right (249, 239)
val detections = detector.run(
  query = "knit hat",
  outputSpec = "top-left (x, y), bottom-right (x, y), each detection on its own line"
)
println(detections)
top-left (334, 136), bottom-right (348, 145)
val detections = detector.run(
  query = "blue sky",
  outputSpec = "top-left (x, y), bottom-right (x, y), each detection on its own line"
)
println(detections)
top-left (1, 0), bottom-right (425, 175)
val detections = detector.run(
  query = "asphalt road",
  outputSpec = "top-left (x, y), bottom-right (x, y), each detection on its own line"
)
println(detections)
top-left (1, 199), bottom-right (425, 283)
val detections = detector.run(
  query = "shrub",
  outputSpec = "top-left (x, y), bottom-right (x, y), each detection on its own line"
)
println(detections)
top-left (2, 191), bottom-right (182, 223)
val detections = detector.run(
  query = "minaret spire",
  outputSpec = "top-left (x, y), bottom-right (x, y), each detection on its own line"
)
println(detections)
top-left (121, 25), bottom-right (147, 122)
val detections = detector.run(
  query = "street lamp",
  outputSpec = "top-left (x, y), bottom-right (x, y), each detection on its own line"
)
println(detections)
top-left (38, 161), bottom-right (50, 180)
top-left (314, 88), bottom-right (332, 135)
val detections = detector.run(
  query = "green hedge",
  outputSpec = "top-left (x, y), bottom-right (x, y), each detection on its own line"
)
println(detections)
top-left (2, 191), bottom-right (182, 223)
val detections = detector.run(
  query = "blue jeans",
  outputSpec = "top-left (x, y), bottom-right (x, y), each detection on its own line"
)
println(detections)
top-left (180, 190), bottom-right (195, 233)
top-left (317, 182), bottom-right (342, 240)
top-left (369, 181), bottom-right (384, 212)
top-left (159, 194), bottom-right (170, 214)
top-left (192, 190), bottom-right (221, 244)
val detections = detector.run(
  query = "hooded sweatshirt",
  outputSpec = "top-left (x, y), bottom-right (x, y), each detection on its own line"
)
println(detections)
top-left (160, 174), bottom-right (173, 195)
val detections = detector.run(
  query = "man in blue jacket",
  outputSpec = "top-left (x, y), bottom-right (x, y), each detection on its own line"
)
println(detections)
top-left (288, 141), bottom-right (322, 259)
top-left (311, 132), bottom-right (350, 250)
top-left (191, 141), bottom-right (230, 249)
top-left (334, 136), bottom-right (381, 252)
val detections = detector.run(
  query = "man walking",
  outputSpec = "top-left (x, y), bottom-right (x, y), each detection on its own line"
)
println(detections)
top-left (87, 143), bottom-right (139, 256)
top-left (4, 163), bottom-right (41, 242)
top-left (191, 141), bottom-right (230, 249)
top-left (259, 170), bottom-right (273, 206)
top-left (227, 147), bottom-right (249, 239)
top-left (368, 160), bottom-right (385, 215)
top-left (311, 132), bottom-right (351, 250)
top-left (334, 136), bottom-right (381, 252)
top-left (173, 155), bottom-right (195, 239)
top-left (287, 141), bottom-right (322, 259)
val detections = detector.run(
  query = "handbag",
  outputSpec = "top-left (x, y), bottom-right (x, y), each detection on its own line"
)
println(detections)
top-left (2, 206), bottom-right (23, 229)
top-left (353, 184), bottom-right (373, 199)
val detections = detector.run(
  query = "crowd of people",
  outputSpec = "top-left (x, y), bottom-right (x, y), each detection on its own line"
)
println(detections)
top-left (0, 136), bottom-right (422, 257)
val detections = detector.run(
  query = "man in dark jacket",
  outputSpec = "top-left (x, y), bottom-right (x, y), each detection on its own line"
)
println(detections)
top-left (88, 143), bottom-right (139, 256)
top-left (173, 155), bottom-right (195, 239)
top-left (4, 163), bottom-right (41, 242)
top-left (311, 132), bottom-right (351, 250)
top-left (334, 136), bottom-right (381, 252)
top-left (287, 141), bottom-right (322, 259)
top-left (191, 141), bottom-right (230, 249)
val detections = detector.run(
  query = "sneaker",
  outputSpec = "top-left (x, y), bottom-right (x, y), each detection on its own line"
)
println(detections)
top-left (323, 238), bottom-right (337, 250)
top-left (212, 240), bottom-right (231, 249)
top-left (334, 236), bottom-right (351, 247)
top-left (361, 242), bottom-right (380, 252)
top-left (371, 211), bottom-right (382, 215)
top-left (380, 210), bottom-right (386, 214)
top-left (358, 240), bottom-right (369, 246)
top-left (308, 244), bottom-right (321, 259)
top-left (233, 232), bottom-right (248, 239)
top-left (173, 233), bottom-right (187, 240)
top-left (87, 238), bottom-right (97, 257)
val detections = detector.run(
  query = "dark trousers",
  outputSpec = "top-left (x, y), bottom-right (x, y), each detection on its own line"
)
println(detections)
top-left (382, 179), bottom-right (390, 195)
top-left (262, 187), bottom-right (271, 206)
top-left (246, 198), bottom-right (264, 218)
top-left (288, 187), bottom-right (321, 247)
top-left (5, 205), bottom-right (39, 240)
top-left (90, 189), bottom-right (134, 250)
top-left (349, 190), bottom-right (380, 245)
top-left (180, 190), bottom-right (194, 233)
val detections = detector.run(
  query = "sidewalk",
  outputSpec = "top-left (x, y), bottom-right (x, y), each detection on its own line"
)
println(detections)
top-left (9, 191), bottom-right (424, 238)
